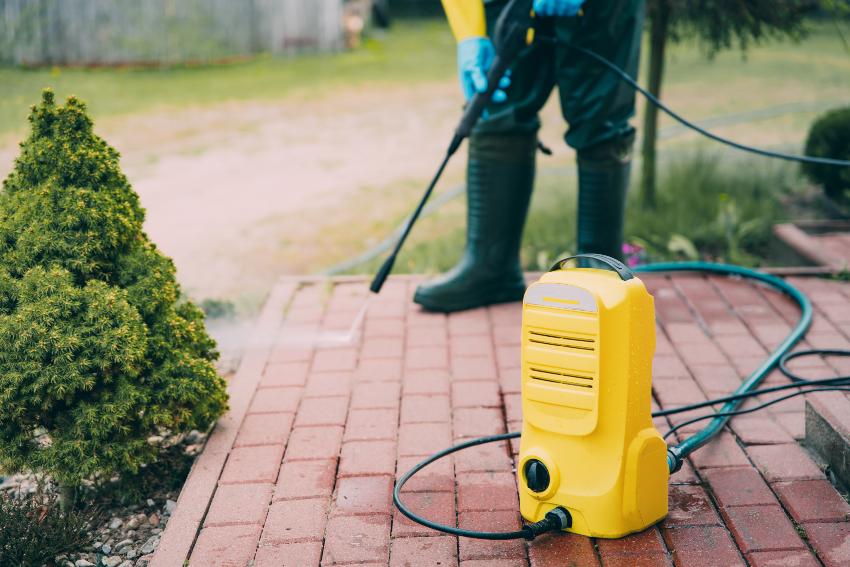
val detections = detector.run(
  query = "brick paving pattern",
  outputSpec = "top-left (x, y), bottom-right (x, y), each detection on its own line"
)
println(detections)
top-left (152, 274), bottom-right (850, 566)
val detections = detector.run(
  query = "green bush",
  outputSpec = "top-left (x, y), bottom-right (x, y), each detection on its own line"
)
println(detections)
top-left (0, 90), bottom-right (228, 490)
top-left (803, 106), bottom-right (850, 200)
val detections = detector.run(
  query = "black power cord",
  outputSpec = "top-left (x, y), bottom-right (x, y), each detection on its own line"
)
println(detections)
top-left (660, 348), bottom-right (850, 438)
top-left (393, 432), bottom-right (568, 541)
top-left (663, 386), bottom-right (850, 440)
top-left (654, 362), bottom-right (850, 418)
top-left (395, 349), bottom-right (850, 539)
top-left (654, 349), bottom-right (850, 420)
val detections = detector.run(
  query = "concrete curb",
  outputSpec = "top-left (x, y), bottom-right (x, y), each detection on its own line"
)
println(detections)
top-left (806, 394), bottom-right (850, 490)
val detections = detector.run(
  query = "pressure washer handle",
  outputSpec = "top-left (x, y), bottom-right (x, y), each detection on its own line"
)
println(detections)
top-left (369, 0), bottom-right (534, 296)
top-left (550, 253), bottom-right (635, 281)
top-left (452, 0), bottom-right (534, 150)
top-left (371, 51), bottom-right (516, 295)
top-left (451, 55), bottom-right (512, 148)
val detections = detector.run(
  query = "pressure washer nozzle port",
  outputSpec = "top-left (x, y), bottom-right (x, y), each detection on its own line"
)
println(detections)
top-left (524, 459), bottom-right (550, 493)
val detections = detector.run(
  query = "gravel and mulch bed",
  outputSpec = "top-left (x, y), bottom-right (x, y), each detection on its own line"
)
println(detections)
top-left (0, 430), bottom-right (208, 567)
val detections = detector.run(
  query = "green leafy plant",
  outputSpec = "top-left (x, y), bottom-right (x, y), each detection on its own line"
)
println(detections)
top-left (199, 297), bottom-right (237, 319)
top-left (715, 193), bottom-right (766, 265)
top-left (666, 234), bottom-right (700, 261)
top-left (803, 106), bottom-right (850, 201)
top-left (0, 91), bottom-right (228, 495)
top-left (0, 491), bottom-right (95, 567)
top-left (626, 152), bottom-right (787, 264)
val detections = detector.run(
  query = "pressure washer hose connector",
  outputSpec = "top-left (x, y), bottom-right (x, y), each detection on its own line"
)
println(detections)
top-left (522, 507), bottom-right (572, 540)
top-left (666, 446), bottom-right (684, 474)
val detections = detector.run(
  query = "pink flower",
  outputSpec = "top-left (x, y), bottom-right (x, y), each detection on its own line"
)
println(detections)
top-left (622, 241), bottom-right (645, 268)
top-left (622, 242), bottom-right (643, 255)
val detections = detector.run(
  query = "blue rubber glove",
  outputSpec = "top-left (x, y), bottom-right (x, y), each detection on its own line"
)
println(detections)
top-left (457, 37), bottom-right (511, 103)
top-left (532, 0), bottom-right (585, 17)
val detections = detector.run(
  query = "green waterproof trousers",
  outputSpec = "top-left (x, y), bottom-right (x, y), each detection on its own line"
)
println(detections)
top-left (476, 0), bottom-right (644, 150)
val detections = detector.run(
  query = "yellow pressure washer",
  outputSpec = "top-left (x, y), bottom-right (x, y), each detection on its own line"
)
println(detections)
top-left (374, 0), bottom-right (850, 545)
top-left (518, 254), bottom-right (667, 538)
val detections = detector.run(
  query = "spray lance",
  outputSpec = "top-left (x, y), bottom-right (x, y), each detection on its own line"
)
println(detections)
top-left (368, 0), bottom-right (535, 295)
top-left (367, 0), bottom-right (577, 539)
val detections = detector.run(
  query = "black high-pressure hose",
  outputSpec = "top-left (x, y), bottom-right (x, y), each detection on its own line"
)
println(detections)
top-left (394, 433), bottom-right (571, 540)
top-left (565, 43), bottom-right (850, 168)
top-left (385, 1), bottom-right (850, 542)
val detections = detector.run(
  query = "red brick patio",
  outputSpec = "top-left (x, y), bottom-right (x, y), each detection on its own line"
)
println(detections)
top-left (151, 273), bottom-right (850, 567)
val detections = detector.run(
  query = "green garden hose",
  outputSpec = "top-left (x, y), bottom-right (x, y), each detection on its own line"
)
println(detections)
top-left (632, 262), bottom-right (814, 472)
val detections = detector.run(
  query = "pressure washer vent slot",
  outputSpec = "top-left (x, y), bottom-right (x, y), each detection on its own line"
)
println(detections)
top-left (527, 329), bottom-right (596, 352)
top-left (528, 366), bottom-right (595, 390)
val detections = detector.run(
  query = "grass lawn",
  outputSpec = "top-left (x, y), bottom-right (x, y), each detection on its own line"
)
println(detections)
top-left (0, 21), bottom-right (456, 138)
top-left (3, 19), bottom-right (846, 139)
top-left (347, 152), bottom-right (810, 277)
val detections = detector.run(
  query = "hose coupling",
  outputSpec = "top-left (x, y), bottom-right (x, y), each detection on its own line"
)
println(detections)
top-left (522, 507), bottom-right (572, 540)
top-left (667, 446), bottom-right (684, 474)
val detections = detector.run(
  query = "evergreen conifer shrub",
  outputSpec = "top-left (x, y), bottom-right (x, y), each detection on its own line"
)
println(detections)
top-left (0, 90), bottom-right (228, 489)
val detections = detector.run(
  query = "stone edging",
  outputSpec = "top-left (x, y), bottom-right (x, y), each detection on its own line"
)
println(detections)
top-left (149, 280), bottom-right (296, 567)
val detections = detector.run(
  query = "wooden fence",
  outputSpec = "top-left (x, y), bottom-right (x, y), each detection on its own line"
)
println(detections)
top-left (0, 0), bottom-right (344, 66)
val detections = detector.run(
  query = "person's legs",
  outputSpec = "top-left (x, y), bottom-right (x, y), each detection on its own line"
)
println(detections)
top-left (553, 0), bottom-right (644, 261)
top-left (413, 4), bottom-right (555, 312)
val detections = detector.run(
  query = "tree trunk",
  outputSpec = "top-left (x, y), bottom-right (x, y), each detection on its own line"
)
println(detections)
top-left (58, 483), bottom-right (75, 512)
top-left (640, 0), bottom-right (670, 209)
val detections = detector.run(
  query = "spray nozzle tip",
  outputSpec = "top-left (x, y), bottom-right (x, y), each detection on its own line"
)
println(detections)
top-left (370, 254), bottom-right (397, 294)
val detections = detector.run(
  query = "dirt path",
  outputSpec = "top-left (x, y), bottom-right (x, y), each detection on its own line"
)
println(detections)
top-left (0, 82), bottom-right (482, 306)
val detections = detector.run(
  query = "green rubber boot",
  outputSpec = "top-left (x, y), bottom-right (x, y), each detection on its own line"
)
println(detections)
top-left (576, 134), bottom-right (634, 262)
top-left (414, 132), bottom-right (536, 313)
